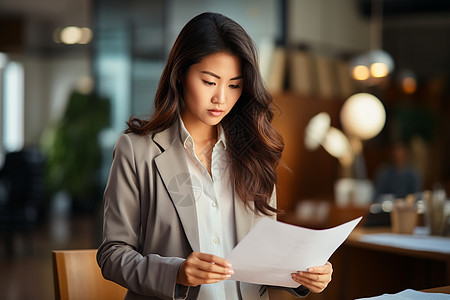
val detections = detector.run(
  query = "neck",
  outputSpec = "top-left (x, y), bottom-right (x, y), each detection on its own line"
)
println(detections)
top-left (181, 115), bottom-right (217, 145)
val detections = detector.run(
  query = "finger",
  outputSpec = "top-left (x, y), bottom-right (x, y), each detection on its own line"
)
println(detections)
top-left (292, 264), bottom-right (332, 293)
top-left (196, 252), bottom-right (232, 268)
top-left (305, 261), bottom-right (333, 274)
top-left (186, 268), bottom-right (232, 281)
top-left (196, 260), bottom-right (234, 276)
top-left (291, 274), bottom-right (328, 293)
top-left (185, 253), bottom-right (233, 276)
top-left (182, 252), bottom-right (233, 287)
top-left (293, 281), bottom-right (325, 293)
top-left (192, 253), bottom-right (234, 275)
top-left (295, 271), bottom-right (330, 283)
top-left (181, 261), bottom-right (232, 286)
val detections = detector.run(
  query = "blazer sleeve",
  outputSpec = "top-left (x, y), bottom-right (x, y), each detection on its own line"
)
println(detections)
top-left (97, 134), bottom-right (188, 300)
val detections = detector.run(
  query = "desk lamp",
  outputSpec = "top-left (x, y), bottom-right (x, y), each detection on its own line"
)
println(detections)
top-left (305, 93), bottom-right (386, 207)
top-left (304, 112), bottom-right (353, 171)
top-left (338, 92), bottom-right (386, 206)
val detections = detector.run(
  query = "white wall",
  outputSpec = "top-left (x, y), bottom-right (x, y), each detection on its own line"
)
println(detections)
top-left (46, 55), bottom-right (91, 123)
top-left (10, 54), bottom-right (90, 147)
top-left (288, 0), bottom-right (370, 55)
top-left (167, 0), bottom-right (280, 53)
top-left (21, 56), bottom-right (49, 146)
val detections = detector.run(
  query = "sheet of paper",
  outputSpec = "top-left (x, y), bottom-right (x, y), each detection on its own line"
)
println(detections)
top-left (226, 217), bottom-right (362, 287)
top-left (356, 289), bottom-right (450, 299)
top-left (359, 233), bottom-right (450, 254)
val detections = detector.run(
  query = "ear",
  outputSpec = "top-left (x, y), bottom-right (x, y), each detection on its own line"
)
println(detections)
top-left (177, 73), bottom-right (186, 89)
top-left (176, 76), bottom-right (184, 90)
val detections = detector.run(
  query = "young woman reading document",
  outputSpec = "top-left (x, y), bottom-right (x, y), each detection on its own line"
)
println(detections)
top-left (97, 12), bottom-right (333, 300)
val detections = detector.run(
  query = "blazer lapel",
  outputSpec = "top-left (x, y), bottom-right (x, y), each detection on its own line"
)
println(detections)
top-left (153, 123), bottom-right (200, 252)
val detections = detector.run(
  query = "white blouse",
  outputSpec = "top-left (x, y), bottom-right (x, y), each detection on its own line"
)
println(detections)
top-left (179, 119), bottom-right (239, 300)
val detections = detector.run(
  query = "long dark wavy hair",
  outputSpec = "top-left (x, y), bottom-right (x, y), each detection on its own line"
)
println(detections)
top-left (126, 12), bottom-right (284, 216)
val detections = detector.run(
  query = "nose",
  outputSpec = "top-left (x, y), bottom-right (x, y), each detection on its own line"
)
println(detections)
top-left (212, 86), bottom-right (225, 104)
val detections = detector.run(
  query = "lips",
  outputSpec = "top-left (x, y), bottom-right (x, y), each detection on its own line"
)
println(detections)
top-left (208, 109), bottom-right (224, 117)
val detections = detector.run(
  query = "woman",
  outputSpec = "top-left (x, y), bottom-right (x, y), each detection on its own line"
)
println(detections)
top-left (97, 12), bottom-right (332, 300)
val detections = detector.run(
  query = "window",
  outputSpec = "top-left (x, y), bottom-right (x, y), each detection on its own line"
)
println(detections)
top-left (2, 60), bottom-right (24, 152)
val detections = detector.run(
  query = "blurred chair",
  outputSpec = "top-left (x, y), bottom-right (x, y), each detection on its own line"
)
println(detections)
top-left (52, 249), bottom-right (128, 300)
top-left (0, 148), bottom-right (45, 255)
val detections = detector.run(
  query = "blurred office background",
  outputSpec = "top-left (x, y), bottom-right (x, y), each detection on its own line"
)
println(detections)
top-left (0, 0), bottom-right (449, 299)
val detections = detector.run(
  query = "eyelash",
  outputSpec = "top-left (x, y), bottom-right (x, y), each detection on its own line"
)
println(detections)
top-left (203, 80), bottom-right (215, 86)
top-left (202, 80), bottom-right (240, 89)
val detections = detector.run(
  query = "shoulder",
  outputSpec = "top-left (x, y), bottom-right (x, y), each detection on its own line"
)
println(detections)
top-left (114, 120), bottom-right (181, 158)
top-left (114, 132), bottom-right (152, 150)
top-left (113, 132), bottom-right (161, 160)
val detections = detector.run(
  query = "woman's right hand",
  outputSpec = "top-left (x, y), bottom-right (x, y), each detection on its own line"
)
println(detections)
top-left (176, 252), bottom-right (234, 286)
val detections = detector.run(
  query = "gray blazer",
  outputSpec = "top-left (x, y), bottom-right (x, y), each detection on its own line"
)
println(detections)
top-left (97, 120), bottom-right (308, 300)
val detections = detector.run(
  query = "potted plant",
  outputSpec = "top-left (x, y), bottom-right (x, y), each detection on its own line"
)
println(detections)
top-left (41, 89), bottom-right (110, 213)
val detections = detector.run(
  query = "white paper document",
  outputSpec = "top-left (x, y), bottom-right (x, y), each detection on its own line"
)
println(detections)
top-left (356, 289), bottom-right (450, 299)
top-left (226, 217), bottom-right (362, 287)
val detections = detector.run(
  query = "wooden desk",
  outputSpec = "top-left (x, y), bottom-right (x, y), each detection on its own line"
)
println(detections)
top-left (334, 227), bottom-right (450, 299)
top-left (277, 211), bottom-right (450, 300)
top-left (347, 227), bottom-right (450, 281)
top-left (422, 285), bottom-right (450, 294)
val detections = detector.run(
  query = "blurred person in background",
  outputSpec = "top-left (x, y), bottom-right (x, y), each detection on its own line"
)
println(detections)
top-left (374, 141), bottom-right (422, 202)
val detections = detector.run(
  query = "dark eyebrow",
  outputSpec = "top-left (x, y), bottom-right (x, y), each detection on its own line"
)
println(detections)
top-left (201, 71), bottom-right (242, 81)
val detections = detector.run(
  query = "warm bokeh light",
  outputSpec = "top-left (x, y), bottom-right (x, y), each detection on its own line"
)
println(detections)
top-left (56, 26), bottom-right (93, 45)
top-left (352, 65), bottom-right (370, 81)
top-left (397, 69), bottom-right (417, 94)
top-left (350, 49), bottom-right (394, 83)
top-left (340, 93), bottom-right (386, 140)
top-left (370, 62), bottom-right (389, 78)
top-left (61, 26), bottom-right (82, 44)
top-left (322, 127), bottom-right (352, 160)
top-left (79, 27), bottom-right (93, 44)
top-left (304, 112), bottom-right (331, 150)
top-left (305, 113), bottom-right (354, 168)
top-left (367, 49), bottom-right (394, 75)
top-left (402, 76), bottom-right (417, 94)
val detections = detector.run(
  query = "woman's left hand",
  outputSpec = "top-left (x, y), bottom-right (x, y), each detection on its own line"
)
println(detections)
top-left (291, 261), bottom-right (333, 293)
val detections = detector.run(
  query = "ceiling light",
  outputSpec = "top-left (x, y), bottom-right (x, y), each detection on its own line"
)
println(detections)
top-left (352, 65), bottom-right (370, 81)
top-left (61, 26), bottom-right (82, 44)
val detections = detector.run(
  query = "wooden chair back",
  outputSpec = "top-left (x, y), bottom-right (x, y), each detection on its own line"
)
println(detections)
top-left (52, 249), bottom-right (127, 300)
